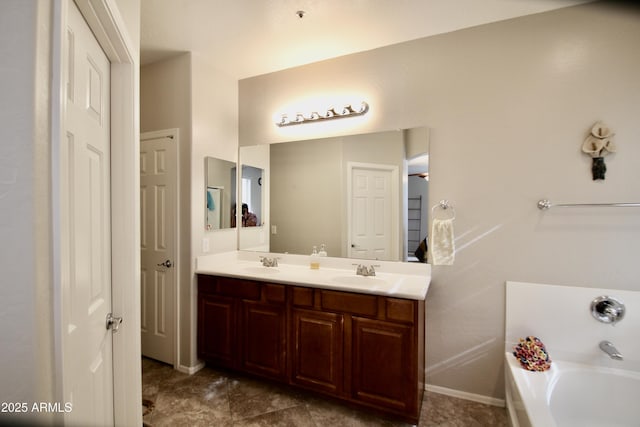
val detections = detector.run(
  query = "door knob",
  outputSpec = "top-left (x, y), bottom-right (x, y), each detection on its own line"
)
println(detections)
top-left (106, 313), bottom-right (123, 333)
top-left (157, 259), bottom-right (173, 268)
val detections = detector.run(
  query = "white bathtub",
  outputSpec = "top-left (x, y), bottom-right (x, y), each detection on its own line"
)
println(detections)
top-left (505, 352), bottom-right (640, 427)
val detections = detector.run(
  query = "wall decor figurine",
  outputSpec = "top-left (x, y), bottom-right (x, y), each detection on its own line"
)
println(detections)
top-left (582, 121), bottom-right (616, 180)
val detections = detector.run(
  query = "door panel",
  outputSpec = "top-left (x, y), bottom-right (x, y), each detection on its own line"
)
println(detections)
top-left (140, 132), bottom-right (177, 364)
top-left (349, 166), bottom-right (393, 260)
top-left (62, 3), bottom-right (113, 425)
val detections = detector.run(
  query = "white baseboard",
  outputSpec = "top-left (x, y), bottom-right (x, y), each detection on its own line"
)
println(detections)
top-left (425, 384), bottom-right (505, 408)
top-left (176, 361), bottom-right (205, 375)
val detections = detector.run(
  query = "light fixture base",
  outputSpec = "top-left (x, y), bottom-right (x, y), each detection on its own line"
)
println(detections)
top-left (276, 102), bottom-right (369, 127)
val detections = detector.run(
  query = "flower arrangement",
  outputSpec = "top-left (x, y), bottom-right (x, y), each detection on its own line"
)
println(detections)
top-left (513, 336), bottom-right (552, 372)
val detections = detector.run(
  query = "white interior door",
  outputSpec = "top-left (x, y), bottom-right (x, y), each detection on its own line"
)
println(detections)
top-left (61, 3), bottom-right (114, 424)
top-left (140, 130), bottom-right (177, 365)
top-left (348, 164), bottom-right (398, 260)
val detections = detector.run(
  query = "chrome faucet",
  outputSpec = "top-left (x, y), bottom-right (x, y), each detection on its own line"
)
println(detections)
top-left (259, 256), bottom-right (279, 267)
top-left (354, 264), bottom-right (378, 277)
top-left (599, 340), bottom-right (623, 361)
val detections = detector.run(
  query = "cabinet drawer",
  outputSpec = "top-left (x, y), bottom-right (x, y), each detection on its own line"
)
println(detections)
top-left (385, 298), bottom-right (415, 324)
top-left (292, 287), bottom-right (314, 308)
top-left (216, 277), bottom-right (261, 300)
top-left (264, 283), bottom-right (286, 303)
top-left (320, 290), bottom-right (377, 317)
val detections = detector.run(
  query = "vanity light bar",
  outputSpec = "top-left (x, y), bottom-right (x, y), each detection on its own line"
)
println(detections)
top-left (276, 102), bottom-right (369, 127)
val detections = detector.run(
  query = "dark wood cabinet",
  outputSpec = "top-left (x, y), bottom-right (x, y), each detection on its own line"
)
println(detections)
top-left (198, 294), bottom-right (236, 368)
top-left (197, 276), bottom-right (286, 380)
top-left (291, 308), bottom-right (343, 394)
top-left (241, 299), bottom-right (287, 381)
top-left (197, 274), bottom-right (424, 423)
top-left (351, 317), bottom-right (418, 414)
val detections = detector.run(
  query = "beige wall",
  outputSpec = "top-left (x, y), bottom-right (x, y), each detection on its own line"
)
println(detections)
top-left (239, 2), bottom-right (640, 400)
top-left (141, 52), bottom-right (238, 369)
top-left (141, 53), bottom-right (193, 368)
top-left (0, 0), bottom-right (53, 408)
top-left (190, 53), bottom-right (239, 367)
top-left (190, 53), bottom-right (238, 255)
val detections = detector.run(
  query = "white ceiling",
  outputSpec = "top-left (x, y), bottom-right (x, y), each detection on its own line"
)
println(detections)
top-left (140, 0), bottom-right (591, 80)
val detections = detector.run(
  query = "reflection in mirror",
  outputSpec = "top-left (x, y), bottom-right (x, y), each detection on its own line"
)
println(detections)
top-left (205, 157), bottom-right (236, 231)
top-left (408, 153), bottom-right (429, 263)
top-left (239, 165), bottom-right (263, 227)
top-left (239, 127), bottom-right (429, 262)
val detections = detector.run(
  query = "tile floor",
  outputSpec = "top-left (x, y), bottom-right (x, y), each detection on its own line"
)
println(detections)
top-left (142, 358), bottom-right (508, 427)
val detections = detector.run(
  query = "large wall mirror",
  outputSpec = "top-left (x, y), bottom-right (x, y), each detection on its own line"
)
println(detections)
top-left (239, 127), bottom-right (429, 262)
top-left (205, 157), bottom-right (237, 231)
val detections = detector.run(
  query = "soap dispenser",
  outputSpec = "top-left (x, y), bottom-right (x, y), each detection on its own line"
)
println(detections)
top-left (318, 244), bottom-right (327, 257)
top-left (310, 246), bottom-right (320, 270)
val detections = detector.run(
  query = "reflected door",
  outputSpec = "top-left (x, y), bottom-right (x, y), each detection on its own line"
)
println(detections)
top-left (348, 165), bottom-right (396, 260)
top-left (140, 130), bottom-right (177, 364)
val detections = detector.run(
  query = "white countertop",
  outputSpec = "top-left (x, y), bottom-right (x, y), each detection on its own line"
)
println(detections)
top-left (196, 251), bottom-right (431, 300)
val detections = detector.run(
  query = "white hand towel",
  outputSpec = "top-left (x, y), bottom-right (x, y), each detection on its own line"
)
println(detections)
top-left (430, 218), bottom-right (455, 265)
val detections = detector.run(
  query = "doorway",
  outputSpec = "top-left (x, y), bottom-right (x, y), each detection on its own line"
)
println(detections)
top-left (140, 129), bottom-right (179, 366)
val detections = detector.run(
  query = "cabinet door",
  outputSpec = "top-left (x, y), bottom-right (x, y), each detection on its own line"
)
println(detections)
top-left (291, 308), bottom-right (343, 394)
top-left (242, 300), bottom-right (287, 381)
top-left (351, 317), bottom-right (417, 414)
top-left (197, 294), bottom-right (236, 368)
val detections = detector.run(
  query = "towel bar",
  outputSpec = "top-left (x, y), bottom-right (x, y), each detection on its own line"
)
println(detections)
top-left (538, 199), bottom-right (640, 210)
top-left (432, 199), bottom-right (456, 219)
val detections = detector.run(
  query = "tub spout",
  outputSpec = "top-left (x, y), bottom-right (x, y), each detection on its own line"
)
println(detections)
top-left (599, 340), bottom-right (623, 361)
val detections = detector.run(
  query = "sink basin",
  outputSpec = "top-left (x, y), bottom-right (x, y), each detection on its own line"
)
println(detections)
top-left (241, 266), bottom-right (280, 275)
top-left (330, 275), bottom-right (389, 286)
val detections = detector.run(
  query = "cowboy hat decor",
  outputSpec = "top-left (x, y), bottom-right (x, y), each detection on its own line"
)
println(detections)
top-left (582, 121), bottom-right (616, 180)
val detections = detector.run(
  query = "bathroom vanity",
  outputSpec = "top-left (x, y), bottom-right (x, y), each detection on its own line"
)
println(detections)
top-left (196, 251), bottom-right (430, 423)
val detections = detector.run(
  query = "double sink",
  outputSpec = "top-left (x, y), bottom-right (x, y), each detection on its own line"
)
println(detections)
top-left (241, 265), bottom-right (389, 286)
top-left (196, 251), bottom-right (430, 300)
